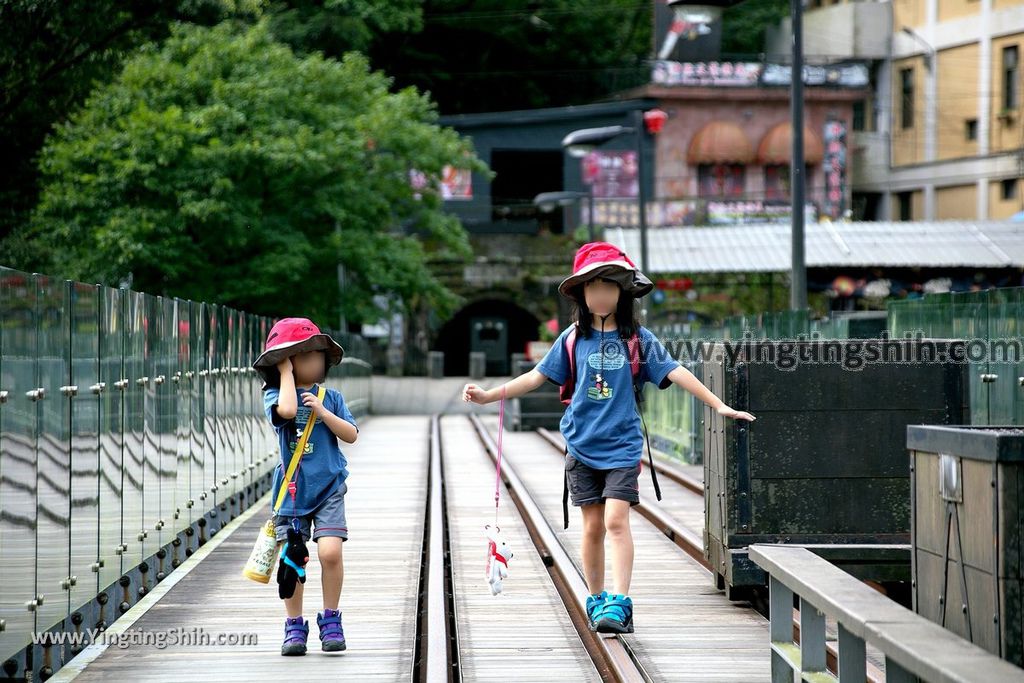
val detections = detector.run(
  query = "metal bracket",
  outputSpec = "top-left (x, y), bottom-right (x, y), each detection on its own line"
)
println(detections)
top-left (0, 390), bottom-right (8, 403)
top-left (90, 382), bottom-right (106, 395)
top-left (981, 373), bottom-right (999, 383)
top-left (26, 387), bottom-right (45, 401)
top-left (60, 385), bottom-right (79, 397)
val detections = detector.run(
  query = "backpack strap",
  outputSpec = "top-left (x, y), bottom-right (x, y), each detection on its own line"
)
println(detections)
top-left (631, 330), bottom-right (662, 502)
top-left (559, 325), bottom-right (578, 405)
top-left (562, 445), bottom-right (570, 530)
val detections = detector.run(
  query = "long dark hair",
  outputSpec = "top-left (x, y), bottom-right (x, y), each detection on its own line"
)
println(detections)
top-left (570, 278), bottom-right (640, 340)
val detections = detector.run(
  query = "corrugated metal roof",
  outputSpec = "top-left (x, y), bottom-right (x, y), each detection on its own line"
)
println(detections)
top-left (606, 221), bottom-right (1024, 273)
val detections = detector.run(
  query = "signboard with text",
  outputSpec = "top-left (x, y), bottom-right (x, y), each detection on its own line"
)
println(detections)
top-left (653, 60), bottom-right (869, 89)
top-left (823, 119), bottom-right (847, 219)
top-left (581, 151), bottom-right (639, 199)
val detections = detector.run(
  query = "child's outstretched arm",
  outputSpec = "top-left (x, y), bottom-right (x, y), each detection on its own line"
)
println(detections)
top-left (462, 368), bottom-right (549, 405)
top-left (665, 365), bottom-right (756, 422)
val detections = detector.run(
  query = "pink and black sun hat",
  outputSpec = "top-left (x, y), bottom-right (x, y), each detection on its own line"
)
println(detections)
top-left (252, 317), bottom-right (344, 386)
top-left (557, 241), bottom-right (654, 299)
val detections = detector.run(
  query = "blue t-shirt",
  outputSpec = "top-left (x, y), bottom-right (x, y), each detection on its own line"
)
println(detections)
top-left (536, 325), bottom-right (680, 470)
top-left (264, 383), bottom-right (359, 517)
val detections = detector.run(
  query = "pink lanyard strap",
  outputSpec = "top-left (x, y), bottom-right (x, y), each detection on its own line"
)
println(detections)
top-left (494, 385), bottom-right (506, 525)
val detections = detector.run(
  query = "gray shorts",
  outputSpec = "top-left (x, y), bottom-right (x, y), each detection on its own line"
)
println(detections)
top-left (273, 479), bottom-right (349, 543)
top-left (565, 453), bottom-right (640, 506)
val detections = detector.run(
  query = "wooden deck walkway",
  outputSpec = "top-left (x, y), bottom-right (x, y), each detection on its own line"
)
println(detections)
top-left (57, 416), bottom-right (430, 681)
top-left (480, 416), bottom-right (772, 683)
top-left (52, 414), bottom-right (785, 683)
top-left (440, 416), bottom-right (599, 681)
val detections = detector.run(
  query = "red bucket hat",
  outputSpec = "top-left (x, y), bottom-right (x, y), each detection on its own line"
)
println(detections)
top-left (557, 241), bottom-right (653, 299)
top-left (252, 317), bottom-right (344, 386)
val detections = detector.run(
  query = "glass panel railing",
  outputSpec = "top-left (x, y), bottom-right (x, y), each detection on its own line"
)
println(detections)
top-left (0, 266), bottom-right (372, 677)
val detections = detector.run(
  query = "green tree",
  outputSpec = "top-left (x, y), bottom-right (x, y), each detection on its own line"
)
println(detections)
top-left (367, 0), bottom-right (653, 114)
top-left (721, 0), bottom-right (788, 58)
top-left (0, 0), bottom-right (261, 244)
top-left (21, 20), bottom-right (484, 324)
top-left (265, 0), bottom-right (423, 56)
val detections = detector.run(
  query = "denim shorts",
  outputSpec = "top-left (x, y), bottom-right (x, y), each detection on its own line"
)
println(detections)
top-left (565, 453), bottom-right (640, 506)
top-left (273, 479), bottom-right (348, 543)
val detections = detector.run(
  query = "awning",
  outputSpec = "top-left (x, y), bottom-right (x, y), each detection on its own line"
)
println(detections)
top-left (687, 121), bottom-right (754, 165)
top-left (757, 122), bottom-right (824, 164)
top-left (606, 222), bottom-right (1024, 273)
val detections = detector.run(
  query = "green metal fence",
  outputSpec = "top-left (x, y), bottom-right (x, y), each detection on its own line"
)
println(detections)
top-left (888, 287), bottom-right (1024, 425)
top-left (644, 286), bottom-right (1024, 465)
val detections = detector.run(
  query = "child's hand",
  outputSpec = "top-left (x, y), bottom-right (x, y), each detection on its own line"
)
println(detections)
top-left (301, 390), bottom-right (327, 417)
top-left (717, 404), bottom-right (756, 422)
top-left (277, 357), bottom-right (293, 375)
top-left (462, 383), bottom-right (490, 404)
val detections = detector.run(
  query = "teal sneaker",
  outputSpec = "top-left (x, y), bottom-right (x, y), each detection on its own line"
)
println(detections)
top-left (585, 591), bottom-right (608, 630)
top-left (594, 594), bottom-right (633, 634)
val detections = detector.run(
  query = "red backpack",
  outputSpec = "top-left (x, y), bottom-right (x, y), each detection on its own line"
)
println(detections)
top-left (556, 324), bottom-right (662, 528)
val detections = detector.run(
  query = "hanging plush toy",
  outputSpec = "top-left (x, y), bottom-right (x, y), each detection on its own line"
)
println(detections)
top-left (485, 524), bottom-right (513, 595)
top-left (277, 525), bottom-right (309, 600)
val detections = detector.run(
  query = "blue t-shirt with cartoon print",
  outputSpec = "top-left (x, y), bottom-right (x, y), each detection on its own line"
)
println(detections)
top-left (264, 383), bottom-right (359, 517)
top-left (537, 325), bottom-right (680, 470)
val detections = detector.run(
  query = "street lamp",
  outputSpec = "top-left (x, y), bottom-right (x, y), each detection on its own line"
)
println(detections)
top-left (561, 109), bottom-right (666, 274)
top-left (533, 190), bottom-right (594, 241)
top-left (669, 0), bottom-right (806, 310)
top-left (902, 27), bottom-right (937, 165)
top-left (789, 0), bottom-right (808, 310)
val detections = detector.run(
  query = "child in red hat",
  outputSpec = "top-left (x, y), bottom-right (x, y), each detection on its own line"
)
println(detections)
top-left (463, 242), bottom-right (755, 634)
top-left (253, 318), bottom-right (359, 655)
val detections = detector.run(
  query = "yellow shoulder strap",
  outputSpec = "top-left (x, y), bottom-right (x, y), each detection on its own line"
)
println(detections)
top-left (273, 385), bottom-right (328, 514)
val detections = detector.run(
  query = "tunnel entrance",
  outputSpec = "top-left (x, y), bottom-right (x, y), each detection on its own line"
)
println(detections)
top-left (434, 299), bottom-right (541, 376)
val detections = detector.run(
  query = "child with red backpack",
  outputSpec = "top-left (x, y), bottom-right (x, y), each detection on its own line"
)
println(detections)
top-left (463, 242), bottom-right (755, 634)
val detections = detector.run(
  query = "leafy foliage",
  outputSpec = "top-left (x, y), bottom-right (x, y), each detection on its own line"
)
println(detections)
top-left (24, 21), bottom-right (484, 323)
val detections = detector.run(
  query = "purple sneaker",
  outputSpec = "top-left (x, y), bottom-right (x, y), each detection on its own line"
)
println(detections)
top-left (317, 608), bottom-right (346, 652)
top-left (281, 616), bottom-right (308, 656)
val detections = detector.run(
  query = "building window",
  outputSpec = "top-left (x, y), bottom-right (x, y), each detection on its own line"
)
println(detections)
top-left (1002, 178), bottom-right (1018, 201)
top-left (489, 149), bottom-right (565, 231)
top-left (900, 68), bottom-right (915, 129)
top-left (897, 191), bottom-right (913, 221)
top-left (698, 164), bottom-right (745, 198)
top-left (852, 101), bottom-right (866, 131)
top-left (763, 164), bottom-right (812, 201)
top-left (965, 119), bottom-right (978, 140)
top-left (1003, 45), bottom-right (1019, 111)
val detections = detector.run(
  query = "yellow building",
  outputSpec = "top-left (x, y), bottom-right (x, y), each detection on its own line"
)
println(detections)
top-left (769, 0), bottom-right (1024, 220)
